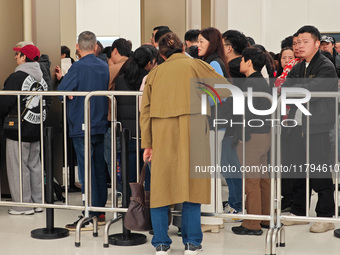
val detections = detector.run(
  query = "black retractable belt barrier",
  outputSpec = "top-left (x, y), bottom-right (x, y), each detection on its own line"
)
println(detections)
top-left (109, 128), bottom-right (147, 246)
top-left (31, 126), bottom-right (69, 239)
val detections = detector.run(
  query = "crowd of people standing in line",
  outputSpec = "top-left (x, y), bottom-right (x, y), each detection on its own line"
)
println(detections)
top-left (1, 23), bottom-right (339, 255)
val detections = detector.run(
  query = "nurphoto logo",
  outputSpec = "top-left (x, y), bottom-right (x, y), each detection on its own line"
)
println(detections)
top-left (199, 83), bottom-right (311, 116)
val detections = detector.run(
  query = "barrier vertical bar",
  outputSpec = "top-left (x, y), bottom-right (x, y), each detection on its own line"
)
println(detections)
top-left (111, 95), bottom-right (116, 208)
top-left (136, 96), bottom-right (140, 182)
top-left (334, 92), bottom-right (340, 238)
top-left (109, 128), bottom-right (147, 246)
top-left (269, 101), bottom-right (277, 255)
top-left (276, 97), bottom-right (285, 248)
top-left (306, 101), bottom-right (310, 217)
top-left (62, 96), bottom-right (69, 204)
top-left (17, 95), bottom-right (23, 203)
top-left (31, 127), bottom-right (69, 239)
top-left (40, 95), bottom-right (45, 206)
top-left (242, 113), bottom-right (246, 215)
top-left (335, 95), bottom-right (339, 217)
top-left (214, 97), bottom-right (218, 213)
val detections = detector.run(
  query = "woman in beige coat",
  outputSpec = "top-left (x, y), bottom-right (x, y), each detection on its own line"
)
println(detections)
top-left (140, 32), bottom-right (229, 255)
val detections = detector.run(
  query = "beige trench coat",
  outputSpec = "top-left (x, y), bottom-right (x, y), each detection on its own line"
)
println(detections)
top-left (140, 53), bottom-right (230, 208)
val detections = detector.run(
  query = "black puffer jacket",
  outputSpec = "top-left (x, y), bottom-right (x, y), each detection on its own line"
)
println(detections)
top-left (282, 50), bottom-right (338, 134)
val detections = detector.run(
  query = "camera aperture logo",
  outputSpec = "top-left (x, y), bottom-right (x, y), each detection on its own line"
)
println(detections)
top-left (197, 81), bottom-right (222, 108)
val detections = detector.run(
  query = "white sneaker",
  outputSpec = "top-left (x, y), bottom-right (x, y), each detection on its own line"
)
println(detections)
top-left (310, 222), bottom-right (335, 233)
top-left (34, 208), bottom-right (43, 213)
top-left (223, 203), bottom-right (242, 222)
top-left (8, 209), bottom-right (35, 215)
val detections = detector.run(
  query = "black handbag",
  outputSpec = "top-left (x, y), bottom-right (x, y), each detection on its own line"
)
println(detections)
top-left (2, 84), bottom-right (40, 132)
top-left (3, 115), bottom-right (20, 131)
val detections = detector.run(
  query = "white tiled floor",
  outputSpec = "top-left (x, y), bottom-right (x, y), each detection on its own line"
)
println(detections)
top-left (1, 192), bottom-right (340, 255)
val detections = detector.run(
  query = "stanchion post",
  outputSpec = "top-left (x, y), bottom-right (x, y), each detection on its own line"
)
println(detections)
top-left (109, 128), bottom-right (147, 246)
top-left (31, 126), bottom-right (69, 239)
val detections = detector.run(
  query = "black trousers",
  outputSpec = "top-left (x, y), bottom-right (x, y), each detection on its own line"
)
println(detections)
top-left (282, 126), bottom-right (335, 217)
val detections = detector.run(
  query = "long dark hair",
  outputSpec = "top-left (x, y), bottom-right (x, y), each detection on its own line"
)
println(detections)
top-left (115, 45), bottom-right (157, 90)
top-left (199, 27), bottom-right (230, 78)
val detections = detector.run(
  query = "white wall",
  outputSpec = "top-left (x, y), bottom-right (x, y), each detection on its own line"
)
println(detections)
top-left (213, 0), bottom-right (229, 34)
top-left (225, 0), bottom-right (340, 53)
top-left (186, 0), bottom-right (201, 30)
top-left (76, 0), bottom-right (140, 50)
top-left (75, 0), bottom-right (340, 54)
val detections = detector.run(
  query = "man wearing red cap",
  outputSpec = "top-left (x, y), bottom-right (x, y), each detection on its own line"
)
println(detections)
top-left (0, 44), bottom-right (49, 215)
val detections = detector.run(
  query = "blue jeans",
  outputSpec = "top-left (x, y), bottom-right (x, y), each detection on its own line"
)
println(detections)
top-left (104, 127), bottom-right (112, 175)
top-left (220, 136), bottom-right (242, 211)
top-left (151, 202), bottom-right (202, 247)
top-left (73, 135), bottom-right (107, 216)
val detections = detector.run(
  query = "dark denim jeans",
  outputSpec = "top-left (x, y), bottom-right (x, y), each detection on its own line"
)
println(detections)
top-left (151, 202), bottom-right (202, 247)
top-left (220, 136), bottom-right (242, 211)
top-left (104, 127), bottom-right (150, 191)
top-left (73, 135), bottom-right (107, 216)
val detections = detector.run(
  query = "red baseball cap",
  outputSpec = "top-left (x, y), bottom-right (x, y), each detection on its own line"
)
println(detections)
top-left (13, 45), bottom-right (40, 61)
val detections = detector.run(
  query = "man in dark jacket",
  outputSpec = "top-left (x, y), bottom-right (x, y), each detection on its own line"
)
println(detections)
top-left (0, 45), bottom-right (47, 215)
top-left (58, 31), bottom-right (109, 230)
top-left (320, 35), bottom-right (340, 77)
top-left (282, 25), bottom-right (337, 233)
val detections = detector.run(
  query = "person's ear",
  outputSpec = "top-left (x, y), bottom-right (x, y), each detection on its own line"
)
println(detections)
top-left (76, 44), bottom-right (80, 51)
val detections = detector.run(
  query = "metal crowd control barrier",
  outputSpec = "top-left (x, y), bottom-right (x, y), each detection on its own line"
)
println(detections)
top-left (0, 89), bottom-right (277, 254)
top-left (206, 91), bottom-right (276, 255)
top-left (273, 92), bottom-right (340, 255)
top-left (0, 91), bottom-right (128, 247)
top-left (6, 89), bottom-right (338, 254)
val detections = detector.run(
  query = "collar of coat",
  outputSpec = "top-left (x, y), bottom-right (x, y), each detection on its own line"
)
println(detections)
top-left (166, 53), bottom-right (189, 62)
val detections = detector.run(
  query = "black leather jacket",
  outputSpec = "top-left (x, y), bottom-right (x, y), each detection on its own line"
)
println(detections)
top-left (282, 50), bottom-right (338, 134)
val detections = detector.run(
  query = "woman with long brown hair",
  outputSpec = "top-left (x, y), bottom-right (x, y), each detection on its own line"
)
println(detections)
top-left (198, 27), bottom-right (232, 232)
top-left (198, 27), bottom-right (230, 78)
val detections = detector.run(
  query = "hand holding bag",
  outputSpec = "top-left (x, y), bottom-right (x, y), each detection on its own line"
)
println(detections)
top-left (124, 160), bottom-right (152, 231)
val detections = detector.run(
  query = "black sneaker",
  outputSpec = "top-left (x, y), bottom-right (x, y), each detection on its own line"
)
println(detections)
top-left (184, 243), bottom-right (203, 255)
top-left (65, 216), bottom-right (94, 231)
top-left (155, 244), bottom-right (171, 255)
top-left (260, 223), bottom-right (270, 229)
top-left (231, 225), bottom-right (263, 236)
